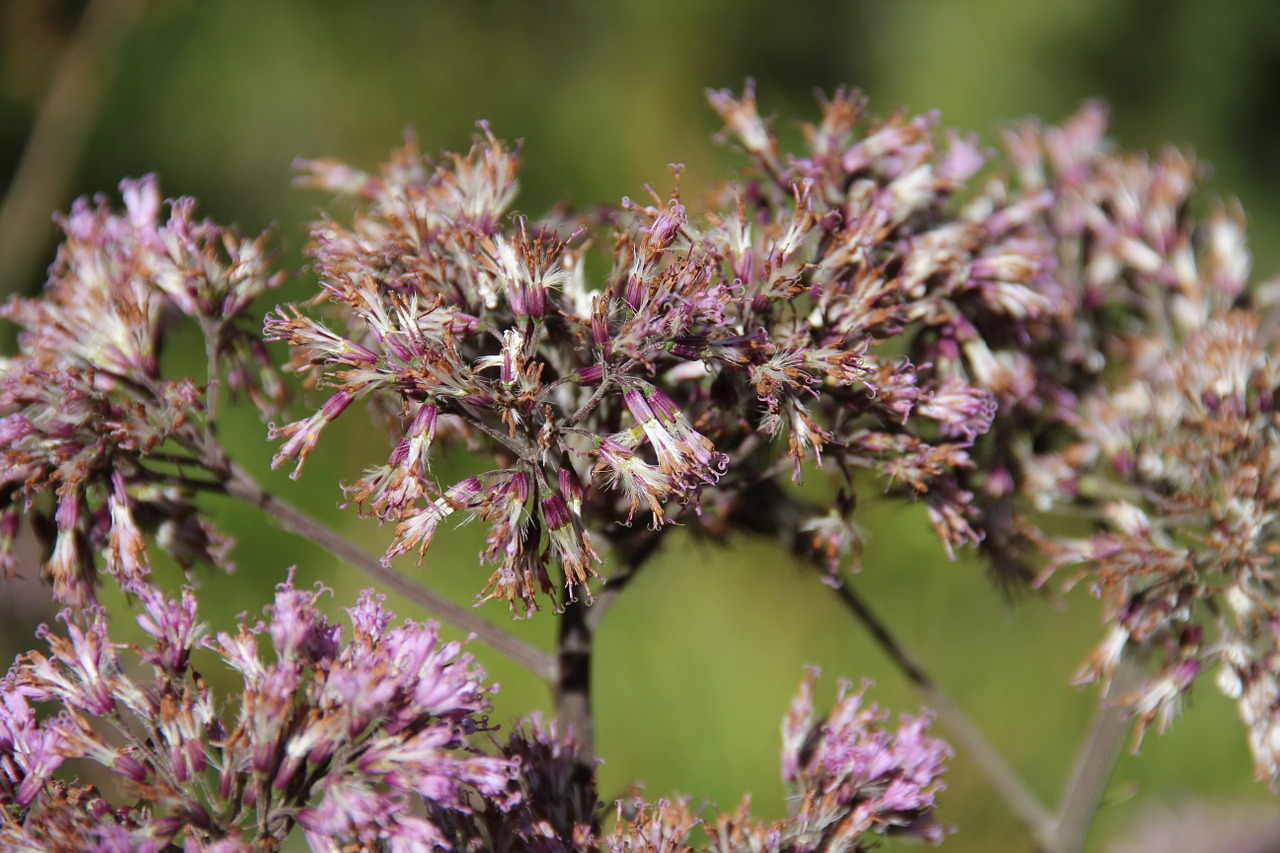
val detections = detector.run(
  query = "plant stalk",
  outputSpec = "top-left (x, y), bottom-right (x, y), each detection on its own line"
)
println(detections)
top-left (555, 592), bottom-right (596, 786)
top-left (554, 528), bottom-right (665, 792)
top-left (1045, 655), bottom-right (1140, 853)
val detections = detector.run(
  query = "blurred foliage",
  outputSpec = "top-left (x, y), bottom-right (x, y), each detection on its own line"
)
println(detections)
top-left (2, 1), bottom-right (1278, 849)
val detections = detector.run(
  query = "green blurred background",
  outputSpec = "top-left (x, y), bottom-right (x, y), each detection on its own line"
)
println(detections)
top-left (3, 1), bottom-right (1279, 850)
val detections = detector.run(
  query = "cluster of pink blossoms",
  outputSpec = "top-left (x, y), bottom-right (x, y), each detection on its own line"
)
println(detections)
top-left (1, 578), bottom-right (518, 849)
top-left (0, 581), bottom-right (947, 850)
top-left (1, 79), bottom-right (1278, 849)
top-left (0, 173), bottom-right (284, 604)
top-left (266, 86), bottom-right (1039, 616)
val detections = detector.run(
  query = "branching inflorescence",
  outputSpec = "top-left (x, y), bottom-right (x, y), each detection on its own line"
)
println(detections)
top-left (0, 82), bottom-right (1276, 850)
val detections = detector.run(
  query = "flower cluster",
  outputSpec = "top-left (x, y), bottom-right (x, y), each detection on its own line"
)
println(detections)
top-left (266, 84), bottom-right (1073, 617)
top-left (0, 577), bottom-right (518, 850)
top-left (428, 673), bottom-right (948, 853)
top-left (2, 601), bottom-right (942, 853)
top-left (7, 79), bottom-right (1280, 851)
top-left (775, 669), bottom-right (951, 847)
top-left (430, 715), bottom-right (602, 851)
top-left (0, 175), bottom-right (284, 604)
top-left (961, 104), bottom-right (1280, 785)
top-left (600, 671), bottom-right (949, 853)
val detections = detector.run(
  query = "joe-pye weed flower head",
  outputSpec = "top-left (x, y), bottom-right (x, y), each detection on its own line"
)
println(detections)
top-left (0, 174), bottom-right (285, 605)
top-left (984, 104), bottom-right (1280, 787)
top-left (2, 79), bottom-right (1278, 850)
top-left (268, 82), bottom-right (1051, 621)
top-left (1, 576), bottom-right (518, 850)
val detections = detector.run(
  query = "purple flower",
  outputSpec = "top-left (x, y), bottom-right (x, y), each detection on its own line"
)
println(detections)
top-left (268, 390), bottom-right (353, 478)
top-left (542, 492), bottom-right (601, 597)
top-left (622, 385), bottom-right (727, 495)
top-left (2, 579), bottom-right (518, 849)
top-left (781, 669), bottom-right (952, 846)
top-left (0, 176), bottom-right (282, 605)
top-left (264, 571), bottom-right (341, 664)
top-left (592, 437), bottom-right (671, 527)
top-left (919, 378), bottom-right (997, 443)
top-left (0, 688), bottom-right (66, 808)
top-left (27, 608), bottom-right (119, 716)
top-left (131, 581), bottom-right (203, 672)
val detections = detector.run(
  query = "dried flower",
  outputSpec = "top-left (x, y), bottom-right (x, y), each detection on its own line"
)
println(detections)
top-left (985, 101), bottom-right (1280, 785)
top-left (266, 84), bottom-right (1052, 619)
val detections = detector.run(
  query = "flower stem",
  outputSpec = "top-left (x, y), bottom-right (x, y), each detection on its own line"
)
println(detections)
top-left (221, 461), bottom-right (557, 682)
top-left (202, 319), bottom-right (224, 432)
top-left (1045, 654), bottom-right (1140, 853)
top-left (555, 593), bottom-right (595, 787)
top-left (554, 527), bottom-right (666, 793)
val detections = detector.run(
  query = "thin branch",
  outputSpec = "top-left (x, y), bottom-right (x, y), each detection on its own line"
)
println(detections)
top-left (464, 408), bottom-right (537, 461)
top-left (202, 319), bottom-right (225, 431)
top-left (220, 460), bottom-right (557, 683)
top-left (132, 468), bottom-right (225, 493)
top-left (0, 0), bottom-right (151, 296)
top-left (563, 373), bottom-right (616, 429)
top-left (139, 450), bottom-right (207, 468)
top-left (830, 580), bottom-right (1056, 846)
top-left (1046, 654), bottom-right (1141, 853)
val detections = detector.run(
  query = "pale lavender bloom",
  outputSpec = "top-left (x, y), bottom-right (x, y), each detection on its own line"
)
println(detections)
top-left (384, 476), bottom-right (486, 566)
top-left (0, 176), bottom-right (283, 604)
top-left (782, 669), bottom-right (952, 847)
top-left (938, 129), bottom-right (986, 183)
top-left (1, 579), bottom-right (518, 849)
top-left (131, 577), bottom-right (203, 672)
top-left (706, 80), bottom-right (780, 174)
top-left (298, 775), bottom-right (444, 851)
top-left (46, 711), bottom-right (150, 784)
top-left (264, 570), bottom-right (341, 664)
top-left (25, 608), bottom-right (120, 716)
top-left (267, 390), bottom-right (354, 478)
top-left (918, 378), bottom-right (997, 442)
top-left (0, 687), bottom-right (65, 808)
